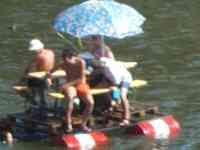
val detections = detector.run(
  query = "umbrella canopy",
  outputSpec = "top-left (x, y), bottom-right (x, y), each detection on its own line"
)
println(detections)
top-left (53, 0), bottom-right (146, 39)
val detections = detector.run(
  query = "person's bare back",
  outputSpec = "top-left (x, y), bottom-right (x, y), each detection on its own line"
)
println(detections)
top-left (35, 49), bottom-right (55, 72)
top-left (25, 39), bottom-right (55, 74)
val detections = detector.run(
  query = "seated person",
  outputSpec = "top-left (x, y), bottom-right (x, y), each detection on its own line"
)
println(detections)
top-left (80, 35), bottom-right (115, 85)
top-left (22, 38), bottom-right (55, 107)
top-left (48, 48), bottom-right (94, 133)
top-left (87, 35), bottom-right (114, 59)
top-left (80, 35), bottom-right (114, 66)
top-left (97, 57), bottom-right (133, 126)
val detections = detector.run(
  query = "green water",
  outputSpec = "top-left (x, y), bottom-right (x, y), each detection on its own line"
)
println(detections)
top-left (1, 0), bottom-right (200, 149)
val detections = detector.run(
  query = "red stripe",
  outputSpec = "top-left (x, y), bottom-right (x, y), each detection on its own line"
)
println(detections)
top-left (62, 134), bottom-right (80, 149)
top-left (137, 121), bottom-right (155, 139)
top-left (90, 131), bottom-right (109, 145)
top-left (129, 124), bottom-right (144, 135)
top-left (163, 115), bottom-right (181, 138)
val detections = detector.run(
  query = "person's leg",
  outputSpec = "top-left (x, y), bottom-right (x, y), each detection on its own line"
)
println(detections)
top-left (76, 83), bottom-right (94, 132)
top-left (30, 88), bottom-right (37, 105)
top-left (81, 94), bottom-right (94, 130)
top-left (120, 87), bottom-right (130, 121)
top-left (27, 78), bottom-right (45, 108)
top-left (63, 86), bottom-right (77, 132)
top-left (119, 86), bottom-right (130, 126)
top-left (38, 78), bottom-right (49, 108)
top-left (38, 88), bottom-right (47, 108)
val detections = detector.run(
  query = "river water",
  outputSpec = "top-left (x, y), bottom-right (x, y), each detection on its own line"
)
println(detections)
top-left (0, 0), bottom-right (200, 150)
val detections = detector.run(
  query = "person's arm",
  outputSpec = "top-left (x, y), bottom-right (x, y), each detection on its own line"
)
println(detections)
top-left (104, 45), bottom-right (115, 59)
top-left (46, 62), bottom-right (63, 86)
top-left (18, 58), bottom-right (36, 83)
top-left (47, 61), bottom-right (66, 80)
top-left (24, 58), bottom-right (36, 75)
top-left (79, 58), bottom-right (86, 81)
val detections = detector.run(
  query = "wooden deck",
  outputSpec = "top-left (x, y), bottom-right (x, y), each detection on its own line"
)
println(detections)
top-left (7, 100), bottom-right (160, 136)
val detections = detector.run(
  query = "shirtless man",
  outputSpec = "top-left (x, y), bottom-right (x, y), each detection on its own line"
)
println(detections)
top-left (24, 38), bottom-right (55, 107)
top-left (25, 38), bottom-right (55, 73)
top-left (58, 48), bottom-right (94, 132)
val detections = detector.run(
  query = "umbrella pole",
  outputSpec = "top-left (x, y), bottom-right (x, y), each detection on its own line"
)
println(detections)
top-left (76, 37), bottom-right (84, 50)
top-left (56, 32), bottom-right (79, 51)
top-left (101, 35), bottom-right (105, 56)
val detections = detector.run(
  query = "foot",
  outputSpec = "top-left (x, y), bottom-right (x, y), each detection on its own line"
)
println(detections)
top-left (105, 120), bottom-right (114, 128)
top-left (119, 119), bottom-right (130, 127)
top-left (64, 124), bottom-right (73, 133)
top-left (81, 125), bottom-right (92, 133)
top-left (65, 128), bottom-right (73, 133)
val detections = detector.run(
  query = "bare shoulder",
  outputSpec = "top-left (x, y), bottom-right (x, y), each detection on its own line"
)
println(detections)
top-left (48, 49), bottom-right (55, 54)
top-left (76, 57), bottom-right (86, 68)
top-left (105, 45), bottom-right (111, 50)
top-left (44, 48), bottom-right (54, 54)
top-left (76, 57), bottom-right (85, 63)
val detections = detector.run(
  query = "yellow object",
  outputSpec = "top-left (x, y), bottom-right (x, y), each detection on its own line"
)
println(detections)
top-left (27, 61), bottom-right (137, 79)
top-left (52, 70), bottom-right (66, 77)
top-left (90, 88), bottom-right (111, 95)
top-left (28, 71), bottom-right (46, 78)
top-left (131, 79), bottom-right (148, 88)
top-left (48, 80), bottom-right (148, 99)
top-left (117, 61), bottom-right (138, 69)
top-left (13, 85), bottom-right (28, 91)
top-left (48, 92), bottom-right (64, 99)
top-left (48, 88), bottom-right (111, 99)
top-left (28, 70), bottom-right (66, 79)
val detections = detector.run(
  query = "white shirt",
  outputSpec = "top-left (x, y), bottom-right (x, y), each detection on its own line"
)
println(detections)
top-left (100, 57), bottom-right (133, 85)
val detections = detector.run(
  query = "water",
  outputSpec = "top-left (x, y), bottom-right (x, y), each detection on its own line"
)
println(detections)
top-left (0, 0), bottom-right (200, 149)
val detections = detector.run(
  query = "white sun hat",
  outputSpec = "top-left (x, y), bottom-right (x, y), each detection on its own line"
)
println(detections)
top-left (29, 39), bottom-right (44, 51)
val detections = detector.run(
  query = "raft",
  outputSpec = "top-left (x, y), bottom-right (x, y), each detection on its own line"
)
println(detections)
top-left (0, 70), bottom-right (181, 149)
top-left (0, 99), bottom-right (180, 149)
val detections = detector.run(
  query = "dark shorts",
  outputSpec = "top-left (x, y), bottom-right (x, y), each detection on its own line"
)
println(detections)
top-left (27, 77), bottom-right (48, 89)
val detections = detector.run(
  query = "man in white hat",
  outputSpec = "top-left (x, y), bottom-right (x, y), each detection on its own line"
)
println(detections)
top-left (23, 38), bottom-right (55, 108)
top-left (26, 38), bottom-right (55, 72)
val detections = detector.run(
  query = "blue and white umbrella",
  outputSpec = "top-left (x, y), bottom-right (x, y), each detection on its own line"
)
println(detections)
top-left (53, 0), bottom-right (146, 39)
